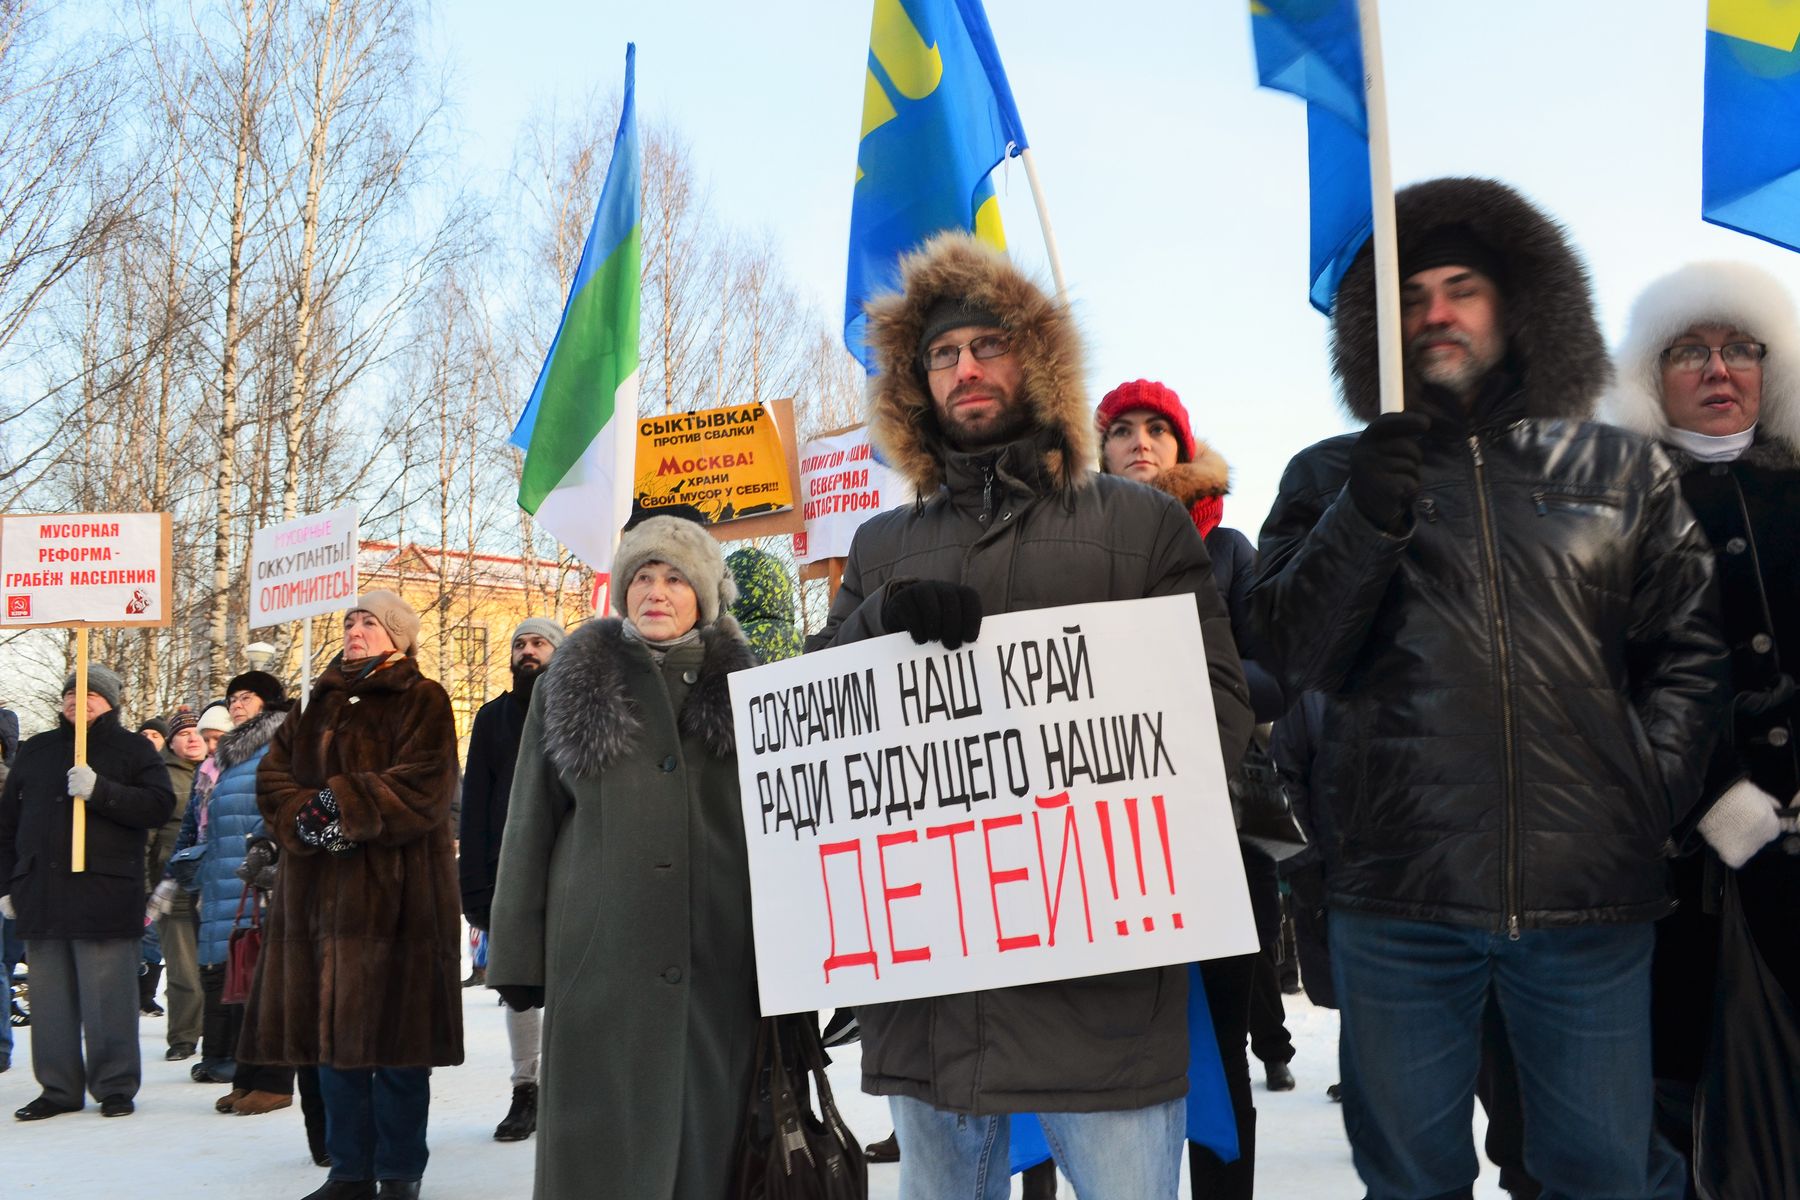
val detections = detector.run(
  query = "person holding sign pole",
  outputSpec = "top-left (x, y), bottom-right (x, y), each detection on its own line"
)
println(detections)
top-left (487, 514), bottom-right (760, 1200)
top-left (237, 591), bottom-right (462, 1200)
top-left (1096, 379), bottom-right (1293, 1200)
top-left (1251, 178), bottom-right (1729, 1200)
top-left (1604, 261), bottom-right (1800, 1198)
top-left (0, 664), bottom-right (176, 1120)
top-left (811, 231), bottom-right (1253, 1199)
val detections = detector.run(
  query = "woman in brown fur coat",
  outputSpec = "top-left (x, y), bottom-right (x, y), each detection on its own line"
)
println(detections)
top-left (239, 589), bottom-right (463, 1200)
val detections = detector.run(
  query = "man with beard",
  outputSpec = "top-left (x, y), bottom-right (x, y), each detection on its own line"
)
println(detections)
top-left (811, 232), bottom-right (1253, 1198)
top-left (1251, 178), bottom-right (1729, 1198)
top-left (459, 617), bottom-right (564, 1142)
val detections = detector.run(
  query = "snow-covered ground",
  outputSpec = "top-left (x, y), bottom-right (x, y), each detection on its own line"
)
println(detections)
top-left (5, 973), bottom-right (1507, 1197)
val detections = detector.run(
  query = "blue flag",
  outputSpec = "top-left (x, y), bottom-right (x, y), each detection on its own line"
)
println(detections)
top-left (845, 0), bottom-right (1028, 369)
top-left (1250, 0), bottom-right (1370, 314)
top-left (1008, 963), bottom-right (1240, 1174)
top-left (1703, 5), bottom-right (1800, 253)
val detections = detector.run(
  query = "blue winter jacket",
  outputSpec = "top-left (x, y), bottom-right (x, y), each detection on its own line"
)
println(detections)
top-left (170, 710), bottom-right (286, 966)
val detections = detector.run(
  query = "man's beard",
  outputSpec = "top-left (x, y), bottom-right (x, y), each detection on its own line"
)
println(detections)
top-left (511, 660), bottom-right (543, 703)
top-left (1407, 330), bottom-right (1502, 398)
top-left (940, 387), bottom-right (1035, 451)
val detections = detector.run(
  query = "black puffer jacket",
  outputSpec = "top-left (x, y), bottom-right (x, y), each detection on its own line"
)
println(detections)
top-left (0, 710), bottom-right (176, 939)
top-left (1253, 179), bottom-right (1729, 934)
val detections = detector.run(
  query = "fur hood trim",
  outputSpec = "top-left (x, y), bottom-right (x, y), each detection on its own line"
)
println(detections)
top-left (864, 232), bottom-right (1091, 495)
top-left (1331, 177), bottom-right (1610, 423)
top-left (1147, 440), bottom-right (1230, 508)
top-left (213, 708), bottom-right (287, 774)
top-left (537, 615), bottom-right (755, 778)
top-left (1602, 260), bottom-right (1800, 453)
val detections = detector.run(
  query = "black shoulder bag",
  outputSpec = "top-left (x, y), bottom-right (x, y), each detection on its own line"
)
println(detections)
top-left (734, 1014), bottom-right (867, 1200)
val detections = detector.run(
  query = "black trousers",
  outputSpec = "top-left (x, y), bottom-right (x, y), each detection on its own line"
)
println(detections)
top-left (1248, 948), bottom-right (1295, 1068)
top-left (1191, 951), bottom-right (1258, 1200)
top-left (235, 1059), bottom-right (296, 1093)
top-left (198, 962), bottom-right (243, 1067)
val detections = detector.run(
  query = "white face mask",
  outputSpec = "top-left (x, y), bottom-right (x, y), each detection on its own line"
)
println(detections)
top-left (1665, 422), bottom-right (1757, 463)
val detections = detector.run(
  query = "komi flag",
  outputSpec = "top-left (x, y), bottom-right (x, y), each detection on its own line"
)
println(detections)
top-left (1703, 2), bottom-right (1800, 252)
top-left (510, 44), bottom-right (641, 569)
top-left (1250, 0), bottom-right (1370, 314)
top-left (845, 0), bottom-right (1028, 369)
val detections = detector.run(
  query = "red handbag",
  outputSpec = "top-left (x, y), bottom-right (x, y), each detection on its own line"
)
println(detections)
top-left (222, 883), bottom-right (264, 1005)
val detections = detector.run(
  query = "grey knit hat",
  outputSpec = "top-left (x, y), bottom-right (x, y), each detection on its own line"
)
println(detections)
top-left (63, 664), bottom-right (123, 712)
top-left (611, 516), bottom-right (737, 628)
top-left (511, 617), bottom-right (567, 649)
top-left (349, 588), bottom-right (422, 655)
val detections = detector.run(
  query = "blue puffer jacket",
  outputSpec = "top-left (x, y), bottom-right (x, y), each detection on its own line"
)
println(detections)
top-left (178, 710), bottom-right (286, 966)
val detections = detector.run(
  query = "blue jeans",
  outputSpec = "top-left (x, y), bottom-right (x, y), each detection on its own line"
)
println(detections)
top-left (0, 913), bottom-right (19, 1062)
top-left (1330, 912), bottom-right (1686, 1200)
top-left (317, 1066), bottom-right (432, 1183)
top-left (889, 1093), bottom-right (1183, 1200)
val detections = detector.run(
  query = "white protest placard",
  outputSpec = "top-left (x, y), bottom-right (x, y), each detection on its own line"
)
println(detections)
top-left (0, 512), bottom-right (172, 627)
top-left (791, 425), bottom-right (912, 564)
top-left (730, 594), bottom-right (1256, 1016)
top-left (250, 505), bottom-right (359, 626)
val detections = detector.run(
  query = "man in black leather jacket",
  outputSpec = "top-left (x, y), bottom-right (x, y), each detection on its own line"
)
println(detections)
top-left (1251, 178), bottom-right (1729, 1200)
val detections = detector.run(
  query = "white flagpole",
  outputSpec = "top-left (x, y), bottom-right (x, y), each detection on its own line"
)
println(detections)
top-left (1356, 0), bottom-right (1404, 414)
top-left (1018, 147), bottom-right (1069, 302)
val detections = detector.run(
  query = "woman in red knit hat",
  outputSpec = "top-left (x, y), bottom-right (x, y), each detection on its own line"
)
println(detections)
top-left (1097, 379), bottom-right (1294, 1200)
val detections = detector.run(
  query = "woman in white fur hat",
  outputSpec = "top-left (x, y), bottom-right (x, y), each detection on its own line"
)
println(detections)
top-left (487, 514), bottom-right (761, 1200)
top-left (1607, 260), bottom-right (1800, 1198)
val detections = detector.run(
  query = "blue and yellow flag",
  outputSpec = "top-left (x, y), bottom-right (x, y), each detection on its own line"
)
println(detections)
top-left (1250, 0), bottom-right (1369, 314)
top-left (1703, 2), bottom-right (1800, 252)
top-left (845, 0), bottom-right (1028, 369)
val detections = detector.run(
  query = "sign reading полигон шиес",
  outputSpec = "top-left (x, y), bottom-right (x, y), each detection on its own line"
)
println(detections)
top-left (729, 595), bottom-right (1256, 1016)
top-left (0, 513), bottom-right (172, 627)
top-left (250, 505), bottom-right (358, 626)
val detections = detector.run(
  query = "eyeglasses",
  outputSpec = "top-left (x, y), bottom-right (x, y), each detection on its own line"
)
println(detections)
top-left (1660, 342), bottom-right (1766, 371)
top-left (921, 333), bottom-right (1012, 372)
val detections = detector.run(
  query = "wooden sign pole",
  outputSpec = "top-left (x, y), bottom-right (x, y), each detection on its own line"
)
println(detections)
top-left (71, 624), bottom-right (89, 873)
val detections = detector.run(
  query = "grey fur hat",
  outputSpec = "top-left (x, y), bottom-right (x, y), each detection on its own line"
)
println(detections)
top-left (610, 516), bottom-right (737, 628)
top-left (511, 617), bottom-right (567, 648)
top-left (64, 664), bottom-right (123, 712)
top-left (1603, 260), bottom-right (1800, 452)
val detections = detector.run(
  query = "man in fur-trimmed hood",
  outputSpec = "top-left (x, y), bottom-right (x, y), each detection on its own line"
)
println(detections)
top-left (1251, 178), bottom-right (1727, 1199)
top-left (812, 231), bottom-right (1254, 1196)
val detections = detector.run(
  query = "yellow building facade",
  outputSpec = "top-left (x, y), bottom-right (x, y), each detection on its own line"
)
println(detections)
top-left (355, 541), bottom-right (594, 750)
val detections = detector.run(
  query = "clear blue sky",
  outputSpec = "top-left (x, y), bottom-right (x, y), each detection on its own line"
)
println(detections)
top-left (428, 0), bottom-right (1800, 534)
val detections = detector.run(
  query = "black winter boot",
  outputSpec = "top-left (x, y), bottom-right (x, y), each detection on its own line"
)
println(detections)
top-left (299, 1181), bottom-right (375, 1200)
top-left (493, 1083), bottom-right (537, 1141)
top-left (1021, 1160), bottom-right (1058, 1198)
top-left (139, 964), bottom-right (164, 1016)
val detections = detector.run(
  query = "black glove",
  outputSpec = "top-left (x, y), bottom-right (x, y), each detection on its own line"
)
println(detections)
top-left (1346, 411), bottom-right (1432, 531)
top-left (496, 984), bottom-right (545, 1012)
top-left (464, 908), bottom-right (490, 933)
top-left (881, 581), bottom-right (984, 650)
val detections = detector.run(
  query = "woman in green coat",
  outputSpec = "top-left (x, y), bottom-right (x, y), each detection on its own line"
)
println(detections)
top-left (488, 514), bottom-right (760, 1200)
